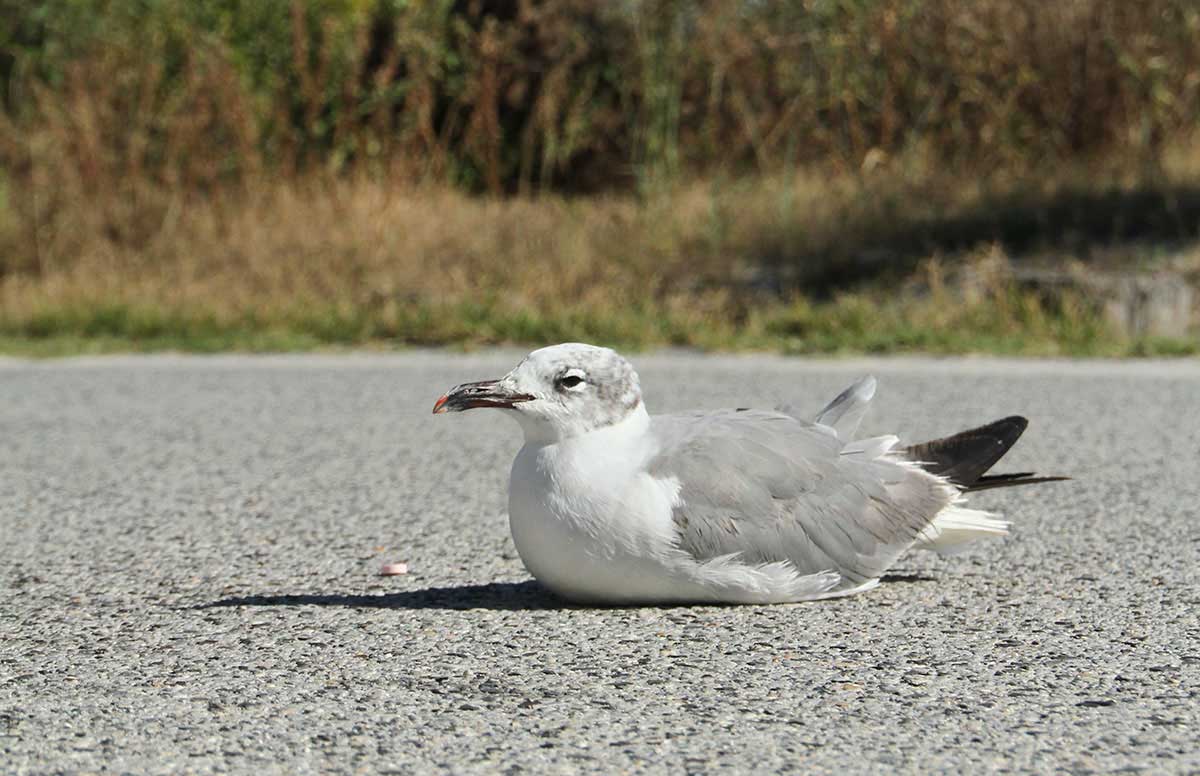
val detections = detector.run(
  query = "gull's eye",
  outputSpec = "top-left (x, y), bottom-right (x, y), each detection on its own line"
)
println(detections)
top-left (557, 373), bottom-right (585, 390)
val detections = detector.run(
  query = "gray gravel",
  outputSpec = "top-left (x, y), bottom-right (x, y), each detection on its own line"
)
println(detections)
top-left (2, 352), bottom-right (1198, 774)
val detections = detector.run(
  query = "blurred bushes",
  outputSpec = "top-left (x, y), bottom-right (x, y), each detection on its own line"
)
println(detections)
top-left (3, 0), bottom-right (1200, 197)
top-left (3, 0), bottom-right (1200, 354)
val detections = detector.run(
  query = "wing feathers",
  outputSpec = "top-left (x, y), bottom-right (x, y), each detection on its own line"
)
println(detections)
top-left (649, 410), bottom-right (953, 589)
top-left (811, 375), bottom-right (877, 440)
top-left (904, 416), bottom-right (1068, 491)
top-left (904, 416), bottom-right (1028, 487)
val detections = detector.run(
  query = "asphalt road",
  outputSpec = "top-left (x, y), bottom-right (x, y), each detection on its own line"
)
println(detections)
top-left (2, 352), bottom-right (1198, 774)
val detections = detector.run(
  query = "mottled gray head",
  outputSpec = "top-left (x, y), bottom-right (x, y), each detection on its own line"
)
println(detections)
top-left (433, 343), bottom-right (643, 441)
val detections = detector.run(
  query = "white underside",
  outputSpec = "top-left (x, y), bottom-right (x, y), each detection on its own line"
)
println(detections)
top-left (510, 491), bottom-right (1005, 605)
top-left (507, 410), bottom-right (1010, 606)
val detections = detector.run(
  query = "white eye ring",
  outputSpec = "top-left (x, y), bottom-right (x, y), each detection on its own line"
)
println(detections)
top-left (558, 370), bottom-right (586, 390)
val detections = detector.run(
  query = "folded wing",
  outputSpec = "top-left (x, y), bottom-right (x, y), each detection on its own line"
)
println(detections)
top-left (648, 409), bottom-right (954, 589)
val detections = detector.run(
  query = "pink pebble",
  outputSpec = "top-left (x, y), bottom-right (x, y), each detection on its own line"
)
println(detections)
top-left (379, 562), bottom-right (409, 576)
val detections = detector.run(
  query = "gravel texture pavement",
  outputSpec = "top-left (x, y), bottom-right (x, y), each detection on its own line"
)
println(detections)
top-left (2, 352), bottom-right (1198, 774)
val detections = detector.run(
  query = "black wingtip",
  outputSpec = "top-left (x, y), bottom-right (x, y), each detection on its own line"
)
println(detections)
top-left (965, 473), bottom-right (1071, 492)
top-left (990, 416), bottom-right (1029, 444)
top-left (904, 416), bottom-right (1037, 488)
top-left (1005, 415), bottom-right (1029, 432)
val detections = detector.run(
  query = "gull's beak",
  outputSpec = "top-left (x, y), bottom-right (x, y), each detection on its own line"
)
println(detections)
top-left (432, 379), bottom-right (535, 414)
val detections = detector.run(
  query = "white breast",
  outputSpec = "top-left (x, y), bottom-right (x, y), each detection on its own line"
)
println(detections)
top-left (506, 412), bottom-right (696, 603)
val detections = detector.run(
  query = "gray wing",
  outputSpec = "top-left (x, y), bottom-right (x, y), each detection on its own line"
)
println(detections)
top-left (810, 375), bottom-right (876, 439)
top-left (648, 409), bottom-right (953, 587)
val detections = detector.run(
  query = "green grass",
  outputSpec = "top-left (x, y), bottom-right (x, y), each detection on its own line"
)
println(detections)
top-left (2, 297), bottom-right (1194, 359)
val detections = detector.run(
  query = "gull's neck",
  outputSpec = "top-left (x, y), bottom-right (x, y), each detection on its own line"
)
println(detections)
top-left (520, 401), bottom-right (650, 450)
top-left (576, 401), bottom-right (650, 449)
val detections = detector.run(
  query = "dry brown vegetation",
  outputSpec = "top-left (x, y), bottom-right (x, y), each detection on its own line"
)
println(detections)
top-left (5, 165), bottom-right (1195, 355)
top-left (1, 0), bottom-right (1199, 354)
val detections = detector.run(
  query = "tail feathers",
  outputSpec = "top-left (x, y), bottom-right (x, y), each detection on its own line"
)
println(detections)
top-left (912, 504), bottom-right (1010, 555)
top-left (808, 383), bottom-right (1069, 492)
top-left (903, 415), bottom-right (1067, 555)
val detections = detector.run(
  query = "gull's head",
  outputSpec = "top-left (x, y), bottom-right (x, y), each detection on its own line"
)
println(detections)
top-left (432, 343), bottom-right (643, 441)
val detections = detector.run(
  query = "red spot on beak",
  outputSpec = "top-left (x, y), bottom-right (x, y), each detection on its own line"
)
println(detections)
top-left (432, 394), bottom-right (449, 414)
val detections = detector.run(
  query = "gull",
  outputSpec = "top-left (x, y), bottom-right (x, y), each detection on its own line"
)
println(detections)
top-left (432, 343), bottom-right (1065, 604)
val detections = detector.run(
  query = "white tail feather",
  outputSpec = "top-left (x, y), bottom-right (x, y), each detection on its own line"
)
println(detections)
top-left (912, 503), bottom-right (1010, 555)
